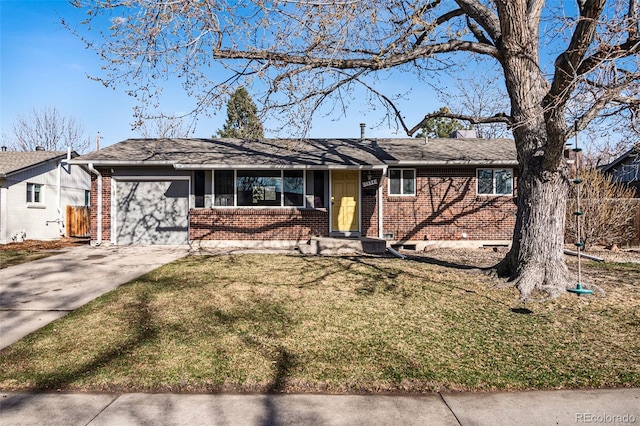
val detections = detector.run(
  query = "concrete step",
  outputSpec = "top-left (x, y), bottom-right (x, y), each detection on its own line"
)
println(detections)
top-left (297, 237), bottom-right (387, 255)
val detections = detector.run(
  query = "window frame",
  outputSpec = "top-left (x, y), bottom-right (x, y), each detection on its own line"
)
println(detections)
top-left (388, 168), bottom-right (416, 196)
top-left (213, 169), bottom-right (307, 208)
top-left (26, 183), bottom-right (44, 205)
top-left (476, 168), bottom-right (514, 196)
top-left (194, 170), bottom-right (206, 208)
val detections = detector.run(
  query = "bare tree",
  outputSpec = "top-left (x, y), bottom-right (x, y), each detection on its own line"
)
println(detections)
top-left (137, 114), bottom-right (191, 138)
top-left (68, 0), bottom-right (640, 300)
top-left (441, 69), bottom-right (512, 139)
top-left (7, 106), bottom-right (91, 153)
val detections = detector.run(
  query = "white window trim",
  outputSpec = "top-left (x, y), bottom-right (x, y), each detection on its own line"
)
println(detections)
top-left (476, 168), bottom-right (514, 196)
top-left (388, 168), bottom-right (416, 196)
top-left (213, 170), bottom-right (307, 208)
top-left (26, 183), bottom-right (45, 207)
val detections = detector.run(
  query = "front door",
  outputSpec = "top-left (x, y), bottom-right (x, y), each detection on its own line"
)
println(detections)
top-left (331, 170), bottom-right (359, 233)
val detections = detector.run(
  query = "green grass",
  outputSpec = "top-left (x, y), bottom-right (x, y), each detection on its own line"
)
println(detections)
top-left (0, 250), bottom-right (57, 269)
top-left (0, 254), bottom-right (638, 393)
top-left (587, 260), bottom-right (640, 272)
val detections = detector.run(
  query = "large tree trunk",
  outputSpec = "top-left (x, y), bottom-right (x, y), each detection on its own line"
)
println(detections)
top-left (497, 160), bottom-right (573, 300)
top-left (494, 1), bottom-right (575, 300)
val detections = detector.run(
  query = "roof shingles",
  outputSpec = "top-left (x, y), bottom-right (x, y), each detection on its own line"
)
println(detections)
top-left (72, 137), bottom-right (517, 167)
top-left (0, 151), bottom-right (68, 177)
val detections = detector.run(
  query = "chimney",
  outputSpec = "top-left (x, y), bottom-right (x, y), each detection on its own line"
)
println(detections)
top-left (360, 123), bottom-right (366, 140)
top-left (1, 146), bottom-right (6, 152)
top-left (450, 129), bottom-right (477, 139)
top-left (35, 146), bottom-right (45, 151)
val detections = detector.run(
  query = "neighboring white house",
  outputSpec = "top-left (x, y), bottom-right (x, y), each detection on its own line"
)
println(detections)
top-left (0, 148), bottom-right (91, 244)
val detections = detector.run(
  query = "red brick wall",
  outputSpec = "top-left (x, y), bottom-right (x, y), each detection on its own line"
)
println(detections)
top-left (361, 170), bottom-right (382, 237)
top-left (90, 169), bottom-right (112, 242)
top-left (365, 167), bottom-right (517, 241)
top-left (190, 208), bottom-right (329, 241)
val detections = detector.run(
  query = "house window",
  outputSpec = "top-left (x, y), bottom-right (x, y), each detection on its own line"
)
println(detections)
top-left (214, 170), bottom-right (234, 206)
top-left (283, 171), bottom-right (304, 206)
top-left (84, 190), bottom-right (91, 207)
top-left (194, 170), bottom-right (205, 208)
top-left (213, 170), bottom-right (307, 207)
top-left (26, 183), bottom-right (43, 204)
top-left (389, 169), bottom-right (415, 196)
top-left (309, 170), bottom-right (327, 208)
top-left (477, 169), bottom-right (513, 195)
top-left (237, 170), bottom-right (282, 206)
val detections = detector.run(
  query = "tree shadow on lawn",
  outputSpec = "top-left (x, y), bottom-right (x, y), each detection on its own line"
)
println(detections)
top-left (11, 288), bottom-right (158, 392)
top-left (404, 253), bottom-right (491, 272)
top-left (209, 303), bottom-right (308, 426)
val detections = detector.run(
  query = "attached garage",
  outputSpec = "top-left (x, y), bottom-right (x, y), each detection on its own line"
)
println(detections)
top-left (114, 178), bottom-right (189, 245)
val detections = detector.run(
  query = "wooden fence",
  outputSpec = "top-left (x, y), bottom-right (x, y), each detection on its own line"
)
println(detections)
top-left (65, 205), bottom-right (91, 238)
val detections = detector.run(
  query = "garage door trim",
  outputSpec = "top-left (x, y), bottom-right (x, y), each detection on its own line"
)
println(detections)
top-left (112, 176), bottom-right (191, 245)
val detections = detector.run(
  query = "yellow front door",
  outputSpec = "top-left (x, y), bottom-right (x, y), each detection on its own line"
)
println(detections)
top-left (331, 170), bottom-right (359, 232)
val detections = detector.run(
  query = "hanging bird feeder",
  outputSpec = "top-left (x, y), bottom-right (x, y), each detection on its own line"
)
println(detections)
top-left (567, 133), bottom-right (593, 296)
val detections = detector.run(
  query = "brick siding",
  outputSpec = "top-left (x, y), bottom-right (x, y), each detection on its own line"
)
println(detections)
top-left (365, 167), bottom-right (516, 241)
top-left (90, 168), bottom-right (112, 242)
top-left (190, 208), bottom-right (329, 241)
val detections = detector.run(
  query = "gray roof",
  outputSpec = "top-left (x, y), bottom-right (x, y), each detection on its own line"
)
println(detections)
top-left (0, 151), bottom-right (69, 177)
top-left (600, 147), bottom-right (640, 173)
top-left (71, 137), bottom-right (518, 168)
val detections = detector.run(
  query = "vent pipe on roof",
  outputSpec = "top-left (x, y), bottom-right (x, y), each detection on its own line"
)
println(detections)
top-left (360, 123), bottom-right (366, 140)
top-left (35, 146), bottom-right (45, 151)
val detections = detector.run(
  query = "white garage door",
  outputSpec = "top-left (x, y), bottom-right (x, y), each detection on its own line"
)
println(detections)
top-left (115, 180), bottom-right (189, 245)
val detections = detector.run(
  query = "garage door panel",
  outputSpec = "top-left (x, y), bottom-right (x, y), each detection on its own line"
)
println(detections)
top-left (116, 180), bottom-right (188, 245)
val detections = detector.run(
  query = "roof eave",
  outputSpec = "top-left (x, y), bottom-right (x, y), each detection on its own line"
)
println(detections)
top-left (67, 160), bottom-right (178, 166)
top-left (386, 160), bottom-right (519, 166)
top-left (173, 164), bottom-right (387, 170)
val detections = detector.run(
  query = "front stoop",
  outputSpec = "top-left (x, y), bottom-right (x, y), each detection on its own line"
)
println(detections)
top-left (297, 237), bottom-right (387, 255)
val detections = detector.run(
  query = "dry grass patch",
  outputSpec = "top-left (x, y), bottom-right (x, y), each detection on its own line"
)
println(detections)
top-left (0, 254), bottom-right (638, 393)
top-left (0, 238), bottom-right (87, 269)
top-left (0, 250), bottom-right (56, 269)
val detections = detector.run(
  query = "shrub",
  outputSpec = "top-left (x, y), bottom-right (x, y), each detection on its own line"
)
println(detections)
top-left (565, 168), bottom-right (638, 249)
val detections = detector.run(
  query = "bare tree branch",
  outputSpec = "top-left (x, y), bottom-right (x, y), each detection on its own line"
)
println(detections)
top-left (454, 0), bottom-right (501, 44)
top-left (409, 111), bottom-right (512, 136)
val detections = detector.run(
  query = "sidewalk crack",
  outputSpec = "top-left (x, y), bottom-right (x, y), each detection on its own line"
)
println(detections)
top-left (86, 394), bottom-right (120, 425)
top-left (439, 393), bottom-right (463, 426)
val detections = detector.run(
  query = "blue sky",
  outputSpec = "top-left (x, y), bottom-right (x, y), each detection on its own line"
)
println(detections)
top-left (0, 0), bottom-right (443, 149)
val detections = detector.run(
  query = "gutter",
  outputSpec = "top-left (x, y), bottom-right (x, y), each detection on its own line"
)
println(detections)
top-left (67, 160), bottom-right (178, 166)
top-left (87, 163), bottom-right (102, 245)
top-left (57, 160), bottom-right (64, 236)
top-left (378, 167), bottom-right (386, 240)
top-left (384, 160), bottom-right (519, 166)
top-left (173, 164), bottom-right (387, 170)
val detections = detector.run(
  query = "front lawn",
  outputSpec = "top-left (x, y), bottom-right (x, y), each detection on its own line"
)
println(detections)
top-left (0, 254), bottom-right (638, 393)
top-left (0, 250), bottom-right (56, 269)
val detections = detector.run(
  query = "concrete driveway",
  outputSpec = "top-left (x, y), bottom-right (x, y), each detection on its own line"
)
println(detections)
top-left (0, 245), bottom-right (188, 349)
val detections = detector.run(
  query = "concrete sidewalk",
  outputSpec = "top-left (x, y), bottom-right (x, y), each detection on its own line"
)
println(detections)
top-left (0, 245), bottom-right (189, 349)
top-left (1, 388), bottom-right (638, 425)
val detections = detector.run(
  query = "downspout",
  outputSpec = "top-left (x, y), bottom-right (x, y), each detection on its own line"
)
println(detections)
top-left (378, 167), bottom-right (386, 239)
top-left (55, 147), bottom-right (73, 237)
top-left (57, 160), bottom-right (64, 236)
top-left (88, 163), bottom-right (102, 245)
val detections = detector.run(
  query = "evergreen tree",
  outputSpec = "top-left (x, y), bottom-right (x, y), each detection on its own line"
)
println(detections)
top-left (414, 107), bottom-right (465, 139)
top-left (216, 88), bottom-right (264, 139)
